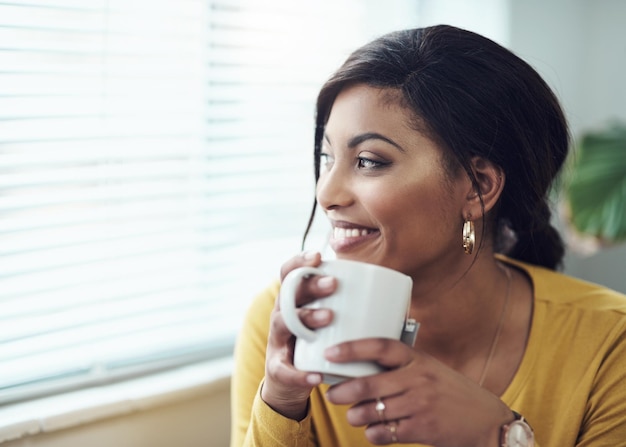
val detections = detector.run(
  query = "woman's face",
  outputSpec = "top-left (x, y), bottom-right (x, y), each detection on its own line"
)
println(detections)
top-left (317, 84), bottom-right (470, 278)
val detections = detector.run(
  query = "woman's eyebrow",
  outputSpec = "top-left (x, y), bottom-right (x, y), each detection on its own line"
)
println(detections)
top-left (348, 132), bottom-right (406, 152)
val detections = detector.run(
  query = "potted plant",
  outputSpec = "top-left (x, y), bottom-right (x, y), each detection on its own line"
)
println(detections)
top-left (561, 122), bottom-right (626, 254)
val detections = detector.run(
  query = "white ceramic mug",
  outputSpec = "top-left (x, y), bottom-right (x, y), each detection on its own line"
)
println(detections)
top-left (279, 259), bottom-right (417, 384)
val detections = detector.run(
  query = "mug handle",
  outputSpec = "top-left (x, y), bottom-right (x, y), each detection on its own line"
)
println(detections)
top-left (279, 266), bottom-right (325, 342)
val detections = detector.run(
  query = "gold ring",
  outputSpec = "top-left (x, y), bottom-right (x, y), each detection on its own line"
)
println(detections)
top-left (385, 421), bottom-right (398, 443)
top-left (375, 397), bottom-right (386, 423)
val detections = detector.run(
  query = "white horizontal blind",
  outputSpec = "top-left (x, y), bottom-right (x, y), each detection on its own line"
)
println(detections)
top-left (0, 0), bottom-right (220, 405)
top-left (0, 0), bottom-right (420, 404)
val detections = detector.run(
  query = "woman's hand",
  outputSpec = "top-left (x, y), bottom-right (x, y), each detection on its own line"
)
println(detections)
top-left (260, 251), bottom-right (337, 421)
top-left (323, 338), bottom-right (513, 446)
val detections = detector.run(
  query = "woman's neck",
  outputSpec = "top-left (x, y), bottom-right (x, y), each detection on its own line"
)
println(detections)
top-left (409, 256), bottom-right (513, 372)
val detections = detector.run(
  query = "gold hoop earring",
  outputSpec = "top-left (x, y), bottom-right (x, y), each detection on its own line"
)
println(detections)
top-left (463, 219), bottom-right (475, 255)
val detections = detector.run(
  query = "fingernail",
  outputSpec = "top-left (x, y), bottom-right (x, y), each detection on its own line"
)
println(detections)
top-left (302, 251), bottom-right (317, 260)
top-left (325, 345), bottom-right (340, 359)
top-left (317, 276), bottom-right (334, 290)
top-left (306, 374), bottom-right (322, 385)
top-left (312, 309), bottom-right (331, 322)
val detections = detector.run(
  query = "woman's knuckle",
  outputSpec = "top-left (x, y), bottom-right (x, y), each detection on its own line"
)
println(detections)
top-left (346, 406), bottom-right (366, 425)
top-left (373, 338), bottom-right (390, 355)
top-left (269, 313), bottom-right (283, 332)
top-left (352, 378), bottom-right (374, 395)
top-left (365, 429), bottom-right (387, 445)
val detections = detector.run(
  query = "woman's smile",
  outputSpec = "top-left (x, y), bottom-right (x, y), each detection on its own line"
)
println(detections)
top-left (329, 220), bottom-right (380, 253)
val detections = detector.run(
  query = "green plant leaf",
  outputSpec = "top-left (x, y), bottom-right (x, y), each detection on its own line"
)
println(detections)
top-left (566, 124), bottom-right (626, 243)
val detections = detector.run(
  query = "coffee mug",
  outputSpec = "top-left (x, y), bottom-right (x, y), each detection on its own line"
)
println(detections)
top-left (279, 259), bottom-right (418, 384)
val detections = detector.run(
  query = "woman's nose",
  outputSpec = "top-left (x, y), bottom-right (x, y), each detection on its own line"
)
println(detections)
top-left (316, 167), bottom-right (354, 210)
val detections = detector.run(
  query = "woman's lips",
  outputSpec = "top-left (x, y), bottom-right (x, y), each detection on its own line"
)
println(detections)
top-left (329, 226), bottom-right (379, 252)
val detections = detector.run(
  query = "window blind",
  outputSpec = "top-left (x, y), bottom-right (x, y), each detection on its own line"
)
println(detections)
top-left (0, 0), bottom-right (420, 405)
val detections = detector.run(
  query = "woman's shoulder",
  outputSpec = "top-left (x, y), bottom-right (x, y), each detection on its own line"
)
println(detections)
top-left (240, 279), bottom-right (281, 329)
top-left (499, 254), bottom-right (626, 314)
top-left (252, 279), bottom-right (281, 308)
top-left (501, 257), bottom-right (626, 446)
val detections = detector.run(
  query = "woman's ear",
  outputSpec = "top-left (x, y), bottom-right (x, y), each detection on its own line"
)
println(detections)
top-left (463, 156), bottom-right (505, 219)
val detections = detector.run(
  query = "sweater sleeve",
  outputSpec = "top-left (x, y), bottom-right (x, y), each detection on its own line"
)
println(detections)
top-left (230, 280), bottom-right (318, 447)
top-left (239, 382), bottom-right (316, 447)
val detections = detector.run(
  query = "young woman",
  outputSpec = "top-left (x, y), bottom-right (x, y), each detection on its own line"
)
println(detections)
top-left (231, 25), bottom-right (626, 446)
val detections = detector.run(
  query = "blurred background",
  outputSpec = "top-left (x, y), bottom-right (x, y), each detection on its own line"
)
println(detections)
top-left (0, 0), bottom-right (624, 446)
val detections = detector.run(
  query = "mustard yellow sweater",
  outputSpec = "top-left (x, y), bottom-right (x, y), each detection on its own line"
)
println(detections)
top-left (231, 258), bottom-right (626, 446)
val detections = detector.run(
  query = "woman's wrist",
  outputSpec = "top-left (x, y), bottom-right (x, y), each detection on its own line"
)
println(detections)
top-left (260, 380), bottom-right (310, 421)
top-left (475, 404), bottom-right (518, 447)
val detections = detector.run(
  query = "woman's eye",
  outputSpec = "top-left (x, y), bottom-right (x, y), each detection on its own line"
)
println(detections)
top-left (319, 153), bottom-right (334, 169)
top-left (357, 157), bottom-right (385, 169)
